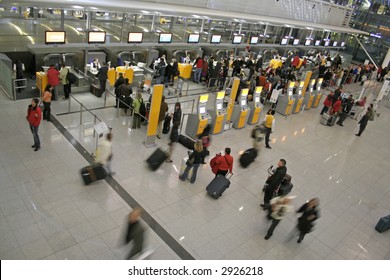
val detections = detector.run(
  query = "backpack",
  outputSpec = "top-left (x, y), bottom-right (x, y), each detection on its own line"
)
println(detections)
top-left (139, 99), bottom-right (146, 117)
top-left (67, 71), bottom-right (77, 84)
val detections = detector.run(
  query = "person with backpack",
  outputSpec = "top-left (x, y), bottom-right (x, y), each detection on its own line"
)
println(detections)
top-left (132, 92), bottom-right (144, 129)
top-left (59, 63), bottom-right (71, 99)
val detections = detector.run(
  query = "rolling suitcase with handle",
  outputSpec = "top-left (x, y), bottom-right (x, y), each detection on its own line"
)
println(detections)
top-left (80, 164), bottom-right (107, 185)
top-left (206, 173), bottom-right (232, 199)
top-left (146, 148), bottom-right (168, 171)
top-left (178, 134), bottom-right (195, 150)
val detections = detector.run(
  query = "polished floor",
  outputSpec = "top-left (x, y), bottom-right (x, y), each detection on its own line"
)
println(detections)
top-left (1, 79), bottom-right (390, 260)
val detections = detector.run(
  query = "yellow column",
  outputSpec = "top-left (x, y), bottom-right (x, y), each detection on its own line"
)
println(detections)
top-left (301, 71), bottom-right (312, 97)
top-left (226, 78), bottom-right (240, 122)
top-left (145, 85), bottom-right (163, 147)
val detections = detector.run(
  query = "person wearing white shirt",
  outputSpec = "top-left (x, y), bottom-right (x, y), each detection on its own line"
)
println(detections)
top-left (95, 132), bottom-right (114, 175)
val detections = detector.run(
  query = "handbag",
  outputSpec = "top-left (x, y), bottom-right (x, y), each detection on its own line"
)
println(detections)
top-left (186, 155), bottom-right (194, 166)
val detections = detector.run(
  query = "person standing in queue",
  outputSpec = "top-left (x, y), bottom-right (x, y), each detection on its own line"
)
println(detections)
top-left (215, 147), bottom-right (233, 177)
top-left (132, 92), bottom-right (143, 129)
top-left (46, 64), bottom-right (60, 100)
top-left (59, 64), bottom-right (71, 99)
top-left (26, 98), bottom-right (42, 151)
top-left (41, 84), bottom-right (53, 122)
top-left (263, 109), bottom-right (275, 149)
top-left (261, 159), bottom-right (287, 210)
top-left (97, 61), bottom-right (108, 94)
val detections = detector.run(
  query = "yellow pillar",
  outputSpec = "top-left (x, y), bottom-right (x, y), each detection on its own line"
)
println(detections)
top-left (301, 71), bottom-right (312, 97)
top-left (226, 78), bottom-right (240, 122)
top-left (145, 85), bottom-right (163, 147)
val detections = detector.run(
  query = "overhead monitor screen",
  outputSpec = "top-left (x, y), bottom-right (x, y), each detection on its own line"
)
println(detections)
top-left (199, 106), bottom-right (206, 114)
top-left (304, 39), bottom-right (311, 46)
top-left (45, 31), bottom-right (66, 44)
top-left (210, 34), bottom-right (221, 44)
top-left (158, 33), bottom-right (173, 43)
top-left (128, 32), bottom-right (143, 43)
top-left (280, 38), bottom-right (288, 45)
top-left (255, 96), bottom-right (260, 103)
top-left (333, 41), bottom-right (338, 47)
top-left (324, 40), bottom-right (330, 46)
top-left (293, 39), bottom-right (300, 45)
top-left (315, 40), bottom-right (321, 46)
top-left (232, 35), bottom-right (242, 44)
top-left (216, 103), bottom-right (223, 110)
top-left (188, 34), bottom-right (200, 43)
top-left (88, 31), bottom-right (106, 44)
top-left (250, 36), bottom-right (259, 44)
top-left (241, 99), bottom-right (246, 106)
top-left (340, 41), bottom-right (345, 47)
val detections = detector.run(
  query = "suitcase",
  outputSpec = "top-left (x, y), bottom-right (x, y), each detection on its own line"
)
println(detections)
top-left (282, 174), bottom-right (292, 185)
top-left (80, 164), bottom-right (107, 185)
top-left (90, 84), bottom-right (103, 98)
top-left (206, 174), bottom-right (232, 199)
top-left (278, 182), bottom-right (293, 197)
top-left (375, 215), bottom-right (390, 233)
top-left (146, 148), bottom-right (168, 171)
top-left (239, 148), bottom-right (258, 168)
top-left (178, 134), bottom-right (195, 150)
top-left (320, 113), bottom-right (335, 126)
top-left (162, 114), bottom-right (171, 134)
top-left (180, 157), bottom-right (193, 180)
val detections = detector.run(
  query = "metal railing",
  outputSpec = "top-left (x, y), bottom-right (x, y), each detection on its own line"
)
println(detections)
top-left (13, 78), bottom-right (27, 100)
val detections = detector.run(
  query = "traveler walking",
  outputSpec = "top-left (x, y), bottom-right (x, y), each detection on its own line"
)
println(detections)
top-left (179, 140), bottom-right (205, 183)
top-left (264, 196), bottom-right (293, 240)
top-left (296, 198), bottom-right (320, 243)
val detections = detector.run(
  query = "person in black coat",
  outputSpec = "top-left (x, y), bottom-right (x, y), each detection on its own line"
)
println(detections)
top-left (172, 102), bottom-right (182, 125)
top-left (261, 159), bottom-right (287, 210)
top-left (97, 62), bottom-right (108, 93)
top-left (355, 109), bottom-right (371, 136)
top-left (296, 198), bottom-right (320, 243)
top-left (114, 73), bottom-right (125, 107)
top-left (179, 140), bottom-right (206, 183)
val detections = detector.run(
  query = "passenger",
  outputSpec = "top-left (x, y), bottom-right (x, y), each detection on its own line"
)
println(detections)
top-left (214, 147), bottom-right (233, 177)
top-left (193, 55), bottom-right (203, 83)
top-left (92, 58), bottom-right (101, 69)
top-left (46, 64), bottom-right (60, 101)
top-left (157, 95), bottom-right (168, 139)
top-left (97, 61), bottom-right (108, 94)
top-left (296, 198), bottom-right (320, 243)
top-left (41, 84), bottom-right (53, 122)
top-left (172, 102), bottom-right (182, 126)
top-left (132, 92), bottom-right (143, 129)
top-left (328, 96), bottom-right (342, 125)
top-left (59, 64), bottom-right (71, 99)
top-left (355, 108), bottom-right (371, 137)
top-left (166, 122), bottom-right (179, 163)
top-left (95, 132), bottom-right (114, 176)
top-left (155, 57), bottom-right (166, 85)
top-left (320, 92), bottom-right (333, 115)
top-left (164, 59), bottom-right (174, 87)
top-left (336, 94), bottom-right (354, 126)
top-left (332, 85), bottom-right (343, 105)
top-left (264, 196), bottom-right (293, 240)
top-left (263, 109), bottom-right (275, 149)
top-left (124, 208), bottom-right (144, 259)
top-left (199, 124), bottom-right (211, 163)
top-left (354, 96), bottom-right (367, 120)
top-left (26, 98), bottom-right (42, 151)
top-left (114, 73), bottom-right (125, 107)
top-left (261, 159), bottom-right (287, 210)
top-left (179, 140), bottom-right (205, 183)
top-left (13, 60), bottom-right (25, 93)
top-left (172, 58), bottom-right (179, 83)
top-left (118, 78), bottom-right (133, 115)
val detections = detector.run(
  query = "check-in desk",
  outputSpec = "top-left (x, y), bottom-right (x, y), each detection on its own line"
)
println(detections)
top-left (231, 88), bottom-right (251, 129)
top-left (304, 79), bottom-right (316, 110)
top-left (292, 81), bottom-right (305, 114)
top-left (247, 86), bottom-right (263, 125)
top-left (185, 94), bottom-right (212, 139)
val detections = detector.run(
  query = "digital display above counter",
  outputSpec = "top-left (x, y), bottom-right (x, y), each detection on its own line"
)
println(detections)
top-left (45, 31), bottom-right (66, 44)
top-left (188, 34), bottom-right (200, 43)
top-left (158, 33), bottom-right (173, 43)
top-left (210, 35), bottom-right (221, 44)
top-left (128, 32), bottom-right (143, 43)
top-left (232, 35), bottom-right (242, 44)
top-left (88, 31), bottom-right (106, 44)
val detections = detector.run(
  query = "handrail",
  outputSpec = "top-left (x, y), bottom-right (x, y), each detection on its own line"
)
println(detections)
top-left (13, 78), bottom-right (27, 100)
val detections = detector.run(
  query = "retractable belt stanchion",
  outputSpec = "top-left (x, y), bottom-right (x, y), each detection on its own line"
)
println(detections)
top-left (144, 84), bottom-right (163, 148)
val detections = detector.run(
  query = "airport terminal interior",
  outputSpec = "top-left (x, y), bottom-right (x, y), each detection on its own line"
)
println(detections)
top-left (0, 0), bottom-right (390, 260)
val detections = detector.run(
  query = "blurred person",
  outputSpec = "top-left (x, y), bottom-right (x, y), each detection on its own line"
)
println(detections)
top-left (320, 92), bottom-right (333, 115)
top-left (264, 196), bottom-right (294, 240)
top-left (355, 108), bottom-right (371, 137)
top-left (59, 64), bottom-right (71, 99)
top-left (157, 95), bottom-right (168, 139)
top-left (336, 94), bottom-right (354, 126)
top-left (166, 122), bottom-right (179, 163)
top-left (296, 198), bottom-right (320, 243)
top-left (263, 109), bottom-right (275, 149)
top-left (199, 124), bottom-right (212, 163)
top-left (95, 132), bottom-right (114, 175)
top-left (47, 64), bottom-right (60, 100)
top-left (124, 208), bottom-right (144, 259)
top-left (13, 60), bottom-right (25, 93)
top-left (354, 96), bottom-right (367, 120)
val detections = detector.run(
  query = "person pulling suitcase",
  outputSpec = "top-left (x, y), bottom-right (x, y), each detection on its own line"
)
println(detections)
top-left (214, 147), bottom-right (233, 177)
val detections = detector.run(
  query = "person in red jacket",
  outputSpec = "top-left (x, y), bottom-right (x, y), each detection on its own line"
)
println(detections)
top-left (320, 92), bottom-right (333, 115)
top-left (26, 98), bottom-right (42, 151)
top-left (327, 96), bottom-right (342, 126)
top-left (215, 147), bottom-right (234, 177)
top-left (46, 64), bottom-right (60, 100)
